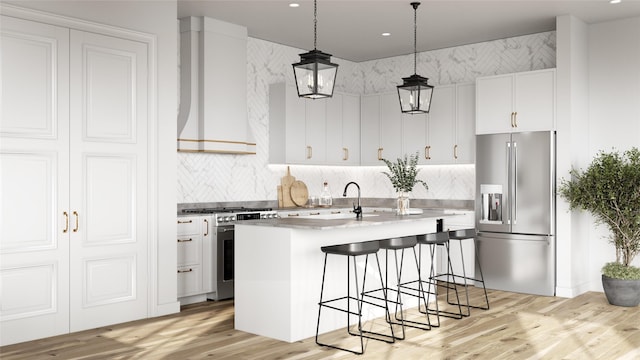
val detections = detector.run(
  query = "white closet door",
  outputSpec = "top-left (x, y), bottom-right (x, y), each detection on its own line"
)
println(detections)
top-left (0, 16), bottom-right (71, 345)
top-left (68, 30), bottom-right (148, 332)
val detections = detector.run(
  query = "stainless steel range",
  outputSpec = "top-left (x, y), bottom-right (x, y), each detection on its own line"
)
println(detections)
top-left (181, 207), bottom-right (278, 300)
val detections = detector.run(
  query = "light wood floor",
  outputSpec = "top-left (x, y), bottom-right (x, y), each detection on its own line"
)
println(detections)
top-left (1, 288), bottom-right (639, 359)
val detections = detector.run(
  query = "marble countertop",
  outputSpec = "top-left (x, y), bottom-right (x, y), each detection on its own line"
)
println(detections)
top-left (235, 209), bottom-right (454, 230)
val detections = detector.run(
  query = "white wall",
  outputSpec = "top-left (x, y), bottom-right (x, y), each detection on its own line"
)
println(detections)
top-left (5, 1), bottom-right (180, 315)
top-left (586, 16), bottom-right (640, 291)
top-left (177, 32), bottom-right (556, 203)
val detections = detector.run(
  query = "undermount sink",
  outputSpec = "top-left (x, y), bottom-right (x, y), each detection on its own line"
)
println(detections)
top-left (297, 213), bottom-right (379, 220)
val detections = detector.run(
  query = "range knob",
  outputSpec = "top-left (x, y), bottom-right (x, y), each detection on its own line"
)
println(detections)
top-left (217, 216), bottom-right (225, 223)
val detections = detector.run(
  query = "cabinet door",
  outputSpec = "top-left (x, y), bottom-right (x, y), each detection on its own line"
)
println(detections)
top-left (428, 85), bottom-right (455, 164)
top-left (402, 113), bottom-right (427, 164)
top-left (284, 85), bottom-right (307, 163)
top-left (360, 95), bottom-right (381, 165)
top-left (305, 98), bottom-right (326, 163)
top-left (325, 94), bottom-right (344, 164)
top-left (455, 83), bottom-right (476, 163)
top-left (0, 16), bottom-right (71, 345)
top-left (476, 74), bottom-right (514, 134)
top-left (341, 94), bottom-right (361, 165)
top-left (68, 30), bottom-right (148, 332)
top-left (514, 70), bottom-right (555, 132)
top-left (379, 93), bottom-right (402, 162)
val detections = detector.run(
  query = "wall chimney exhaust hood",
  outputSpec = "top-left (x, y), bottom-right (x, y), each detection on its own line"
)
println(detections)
top-left (178, 16), bottom-right (256, 154)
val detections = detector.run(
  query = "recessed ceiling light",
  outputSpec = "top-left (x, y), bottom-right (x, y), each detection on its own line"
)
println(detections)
top-left (289, 3), bottom-right (300, 7)
top-left (382, 32), bottom-right (391, 37)
top-left (610, 0), bottom-right (621, 4)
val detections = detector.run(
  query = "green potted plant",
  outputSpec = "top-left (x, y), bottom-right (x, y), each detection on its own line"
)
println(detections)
top-left (558, 147), bottom-right (640, 307)
top-left (381, 152), bottom-right (428, 215)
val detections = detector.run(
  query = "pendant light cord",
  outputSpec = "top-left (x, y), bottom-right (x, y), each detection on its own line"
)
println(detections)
top-left (413, 2), bottom-right (418, 75)
top-left (314, 0), bottom-right (318, 50)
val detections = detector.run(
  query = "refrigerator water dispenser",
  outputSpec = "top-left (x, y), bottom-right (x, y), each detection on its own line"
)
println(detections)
top-left (481, 184), bottom-right (503, 223)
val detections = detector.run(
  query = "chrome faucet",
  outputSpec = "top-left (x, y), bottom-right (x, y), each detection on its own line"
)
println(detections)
top-left (343, 182), bottom-right (362, 218)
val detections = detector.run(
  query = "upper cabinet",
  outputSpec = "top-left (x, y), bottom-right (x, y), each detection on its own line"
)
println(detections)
top-left (360, 93), bottom-right (403, 165)
top-left (476, 69), bottom-right (556, 134)
top-left (269, 83), bottom-right (360, 165)
top-left (177, 17), bottom-right (256, 154)
top-left (401, 83), bottom-right (476, 165)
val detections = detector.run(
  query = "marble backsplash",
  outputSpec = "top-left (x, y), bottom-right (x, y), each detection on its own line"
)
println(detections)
top-left (177, 31), bottom-right (556, 204)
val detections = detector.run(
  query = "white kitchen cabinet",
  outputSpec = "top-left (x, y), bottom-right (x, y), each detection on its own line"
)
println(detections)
top-left (177, 216), bottom-right (212, 300)
top-left (476, 69), bottom-right (556, 134)
top-left (269, 83), bottom-right (360, 165)
top-left (360, 93), bottom-right (402, 165)
top-left (326, 94), bottom-right (361, 164)
top-left (1, 15), bottom-right (149, 345)
top-left (402, 83), bottom-right (475, 165)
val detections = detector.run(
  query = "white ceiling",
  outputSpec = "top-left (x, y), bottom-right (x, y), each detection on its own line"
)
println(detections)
top-left (177, 0), bottom-right (640, 62)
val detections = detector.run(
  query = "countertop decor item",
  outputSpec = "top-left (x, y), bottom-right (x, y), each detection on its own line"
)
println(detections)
top-left (382, 152), bottom-right (428, 215)
top-left (559, 147), bottom-right (640, 306)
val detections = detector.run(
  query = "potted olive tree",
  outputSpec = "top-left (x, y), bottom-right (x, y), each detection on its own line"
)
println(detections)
top-left (381, 152), bottom-right (428, 215)
top-left (559, 147), bottom-right (640, 306)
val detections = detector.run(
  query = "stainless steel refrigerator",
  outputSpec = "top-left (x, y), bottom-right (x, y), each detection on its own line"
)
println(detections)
top-left (475, 131), bottom-right (555, 296)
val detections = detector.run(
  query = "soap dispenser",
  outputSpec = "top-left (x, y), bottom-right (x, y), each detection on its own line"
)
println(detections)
top-left (319, 181), bottom-right (332, 207)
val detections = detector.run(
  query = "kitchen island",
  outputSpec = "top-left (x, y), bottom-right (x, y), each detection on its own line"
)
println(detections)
top-left (234, 210), bottom-right (461, 342)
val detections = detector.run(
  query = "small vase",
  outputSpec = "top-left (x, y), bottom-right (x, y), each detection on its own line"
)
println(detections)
top-left (396, 192), bottom-right (410, 215)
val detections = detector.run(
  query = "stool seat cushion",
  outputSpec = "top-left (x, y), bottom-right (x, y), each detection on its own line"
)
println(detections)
top-left (379, 236), bottom-right (417, 250)
top-left (321, 240), bottom-right (380, 256)
top-left (417, 231), bottom-right (449, 244)
top-left (449, 228), bottom-right (476, 239)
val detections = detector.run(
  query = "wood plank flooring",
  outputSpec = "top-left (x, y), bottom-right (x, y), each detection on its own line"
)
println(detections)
top-left (1, 288), bottom-right (639, 359)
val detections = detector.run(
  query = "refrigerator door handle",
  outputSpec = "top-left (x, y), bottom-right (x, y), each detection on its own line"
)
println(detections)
top-left (506, 141), bottom-right (511, 225)
top-left (513, 141), bottom-right (518, 225)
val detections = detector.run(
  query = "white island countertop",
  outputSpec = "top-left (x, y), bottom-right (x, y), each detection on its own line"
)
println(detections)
top-left (234, 209), bottom-right (464, 343)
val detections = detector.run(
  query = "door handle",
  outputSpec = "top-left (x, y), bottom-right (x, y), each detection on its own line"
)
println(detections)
top-left (342, 147), bottom-right (348, 161)
top-left (513, 142), bottom-right (518, 225)
top-left (63, 211), bottom-right (69, 233)
top-left (204, 218), bottom-right (209, 236)
top-left (72, 211), bottom-right (79, 232)
top-left (377, 148), bottom-right (383, 160)
top-left (513, 112), bottom-right (518, 127)
top-left (177, 219), bottom-right (193, 224)
top-left (177, 268), bottom-right (193, 273)
top-left (425, 146), bottom-right (431, 160)
top-left (454, 144), bottom-right (458, 160)
top-left (306, 146), bottom-right (312, 159)
top-left (510, 112), bottom-right (515, 127)
top-left (177, 238), bottom-right (193, 243)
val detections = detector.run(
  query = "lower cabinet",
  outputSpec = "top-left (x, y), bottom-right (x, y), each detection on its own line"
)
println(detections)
top-left (177, 216), bottom-right (212, 303)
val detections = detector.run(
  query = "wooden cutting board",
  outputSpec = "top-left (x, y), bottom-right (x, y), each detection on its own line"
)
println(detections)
top-left (290, 180), bottom-right (309, 207)
top-left (281, 166), bottom-right (296, 207)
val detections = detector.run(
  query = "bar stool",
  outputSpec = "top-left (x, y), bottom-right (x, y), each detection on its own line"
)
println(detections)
top-left (445, 228), bottom-right (490, 316)
top-left (417, 231), bottom-right (465, 323)
top-left (362, 236), bottom-right (428, 336)
top-left (315, 240), bottom-right (397, 355)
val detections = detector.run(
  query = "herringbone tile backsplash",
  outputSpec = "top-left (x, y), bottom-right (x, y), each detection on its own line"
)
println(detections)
top-left (177, 31), bottom-right (556, 204)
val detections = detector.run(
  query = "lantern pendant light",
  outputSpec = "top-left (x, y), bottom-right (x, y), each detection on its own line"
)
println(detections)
top-left (397, 2), bottom-right (434, 114)
top-left (292, 0), bottom-right (338, 99)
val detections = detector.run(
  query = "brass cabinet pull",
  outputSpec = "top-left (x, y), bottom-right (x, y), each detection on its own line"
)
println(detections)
top-left (177, 219), bottom-right (193, 224)
top-left (454, 144), bottom-right (458, 159)
top-left (513, 111), bottom-right (518, 127)
top-left (177, 238), bottom-right (193, 243)
top-left (510, 112), bottom-right (514, 127)
top-left (425, 146), bottom-right (431, 160)
top-left (306, 146), bottom-right (312, 159)
top-left (342, 147), bottom-right (348, 161)
top-left (177, 268), bottom-right (193, 273)
top-left (287, 213), bottom-right (300, 217)
top-left (203, 218), bottom-right (209, 236)
top-left (72, 211), bottom-right (79, 233)
top-left (377, 148), bottom-right (383, 160)
top-left (63, 211), bottom-right (69, 233)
